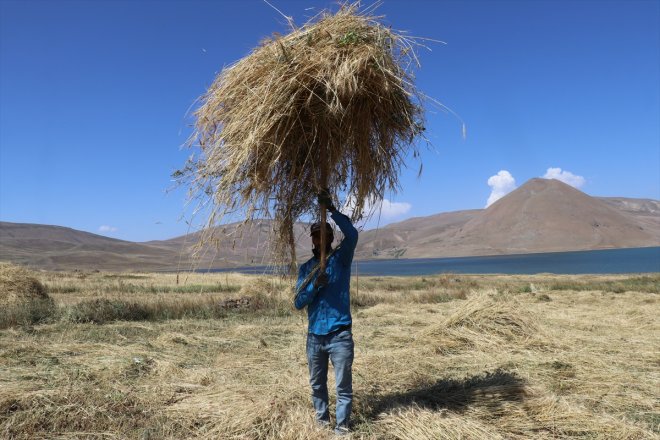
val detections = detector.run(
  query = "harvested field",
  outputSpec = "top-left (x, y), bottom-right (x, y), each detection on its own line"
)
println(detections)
top-left (0, 270), bottom-right (658, 439)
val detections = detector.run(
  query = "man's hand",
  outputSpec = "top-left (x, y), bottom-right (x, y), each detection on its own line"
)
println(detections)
top-left (314, 272), bottom-right (329, 289)
top-left (317, 189), bottom-right (336, 212)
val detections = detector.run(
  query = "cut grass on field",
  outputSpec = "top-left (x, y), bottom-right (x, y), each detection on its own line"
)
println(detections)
top-left (0, 269), bottom-right (658, 439)
top-left (547, 275), bottom-right (660, 293)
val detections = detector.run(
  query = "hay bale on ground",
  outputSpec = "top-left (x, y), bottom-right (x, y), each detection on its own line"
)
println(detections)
top-left (418, 291), bottom-right (543, 350)
top-left (239, 277), bottom-right (292, 311)
top-left (442, 291), bottom-right (539, 340)
top-left (180, 3), bottom-right (428, 268)
top-left (0, 263), bottom-right (54, 327)
top-left (0, 263), bottom-right (50, 305)
top-left (379, 406), bottom-right (507, 440)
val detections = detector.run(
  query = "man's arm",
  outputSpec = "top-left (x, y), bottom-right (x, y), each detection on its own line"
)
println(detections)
top-left (294, 263), bottom-right (323, 309)
top-left (317, 190), bottom-right (358, 267)
top-left (330, 210), bottom-right (358, 267)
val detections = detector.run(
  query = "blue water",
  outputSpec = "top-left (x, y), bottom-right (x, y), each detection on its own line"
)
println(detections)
top-left (205, 247), bottom-right (660, 276)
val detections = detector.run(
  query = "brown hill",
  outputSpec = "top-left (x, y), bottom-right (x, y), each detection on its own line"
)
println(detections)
top-left (0, 223), bottom-right (183, 271)
top-left (355, 179), bottom-right (660, 258)
top-left (597, 197), bottom-right (660, 216)
top-left (454, 178), bottom-right (658, 254)
top-left (354, 210), bottom-right (481, 259)
top-left (0, 220), bottom-right (314, 271)
top-left (145, 220), bottom-right (313, 268)
top-left (597, 197), bottom-right (660, 238)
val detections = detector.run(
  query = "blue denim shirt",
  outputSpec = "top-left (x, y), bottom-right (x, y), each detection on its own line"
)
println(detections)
top-left (294, 210), bottom-right (358, 335)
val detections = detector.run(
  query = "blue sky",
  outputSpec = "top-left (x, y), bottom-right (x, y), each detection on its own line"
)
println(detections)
top-left (1, 0), bottom-right (658, 241)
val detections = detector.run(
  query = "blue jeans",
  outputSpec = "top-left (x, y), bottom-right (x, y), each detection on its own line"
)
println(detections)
top-left (306, 328), bottom-right (354, 429)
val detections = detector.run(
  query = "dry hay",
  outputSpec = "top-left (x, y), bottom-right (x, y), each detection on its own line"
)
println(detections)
top-left (179, 3), bottom-right (429, 268)
top-left (378, 392), bottom-right (654, 440)
top-left (442, 291), bottom-right (539, 339)
top-left (486, 389), bottom-right (656, 440)
top-left (417, 291), bottom-right (544, 351)
top-left (239, 276), bottom-right (285, 297)
top-left (0, 263), bottom-right (50, 306)
top-left (165, 387), bottom-right (316, 439)
top-left (163, 324), bottom-right (316, 439)
top-left (238, 276), bottom-right (294, 310)
top-left (379, 406), bottom-right (507, 440)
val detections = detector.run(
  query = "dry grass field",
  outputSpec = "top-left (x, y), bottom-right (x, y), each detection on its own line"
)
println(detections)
top-left (1, 265), bottom-right (658, 439)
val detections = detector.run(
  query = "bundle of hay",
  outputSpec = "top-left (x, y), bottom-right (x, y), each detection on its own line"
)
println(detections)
top-left (442, 292), bottom-right (539, 341)
top-left (0, 263), bottom-right (53, 327)
top-left (418, 291), bottom-right (542, 349)
top-left (180, 3), bottom-right (427, 269)
top-left (0, 263), bottom-right (50, 306)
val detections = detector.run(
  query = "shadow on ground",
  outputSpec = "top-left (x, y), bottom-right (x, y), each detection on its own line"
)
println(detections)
top-left (357, 368), bottom-right (528, 422)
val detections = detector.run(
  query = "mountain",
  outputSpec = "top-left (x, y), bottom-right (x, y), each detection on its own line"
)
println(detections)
top-left (597, 197), bottom-right (660, 216)
top-left (0, 220), bottom-right (312, 271)
top-left (354, 210), bottom-right (481, 259)
top-left (145, 220), bottom-right (312, 268)
top-left (1, 178), bottom-right (658, 270)
top-left (0, 222), bottom-right (183, 271)
top-left (355, 179), bottom-right (659, 259)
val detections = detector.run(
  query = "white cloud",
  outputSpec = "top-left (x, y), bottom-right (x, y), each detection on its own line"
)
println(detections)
top-left (486, 170), bottom-right (517, 207)
top-left (543, 167), bottom-right (585, 188)
top-left (379, 198), bottom-right (412, 218)
top-left (342, 195), bottom-right (411, 220)
top-left (99, 225), bottom-right (118, 233)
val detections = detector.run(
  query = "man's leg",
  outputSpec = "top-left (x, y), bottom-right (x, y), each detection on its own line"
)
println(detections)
top-left (328, 329), bottom-right (354, 432)
top-left (306, 333), bottom-right (330, 424)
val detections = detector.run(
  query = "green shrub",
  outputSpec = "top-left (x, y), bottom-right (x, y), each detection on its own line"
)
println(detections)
top-left (65, 299), bottom-right (151, 324)
top-left (0, 299), bottom-right (56, 329)
top-left (548, 275), bottom-right (660, 294)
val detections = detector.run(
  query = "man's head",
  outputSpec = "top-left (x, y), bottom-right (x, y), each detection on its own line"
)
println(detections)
top-left (310, 222), bottom-right (334, 251)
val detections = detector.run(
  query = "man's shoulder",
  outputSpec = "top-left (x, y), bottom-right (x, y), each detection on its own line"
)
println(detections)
top-left (300, 257), bottom-right (316, 271)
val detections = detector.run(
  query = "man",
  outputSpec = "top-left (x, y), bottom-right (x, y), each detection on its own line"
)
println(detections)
top-left (294, 192), bottom-right (358, 436)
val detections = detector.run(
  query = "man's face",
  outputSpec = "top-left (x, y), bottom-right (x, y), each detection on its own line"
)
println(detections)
top-left (311, 232), bottom-right (332, 249)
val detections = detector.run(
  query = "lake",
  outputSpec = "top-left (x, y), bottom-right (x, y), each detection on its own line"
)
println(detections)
top-left (205, 246), bottom-right (660, 276)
